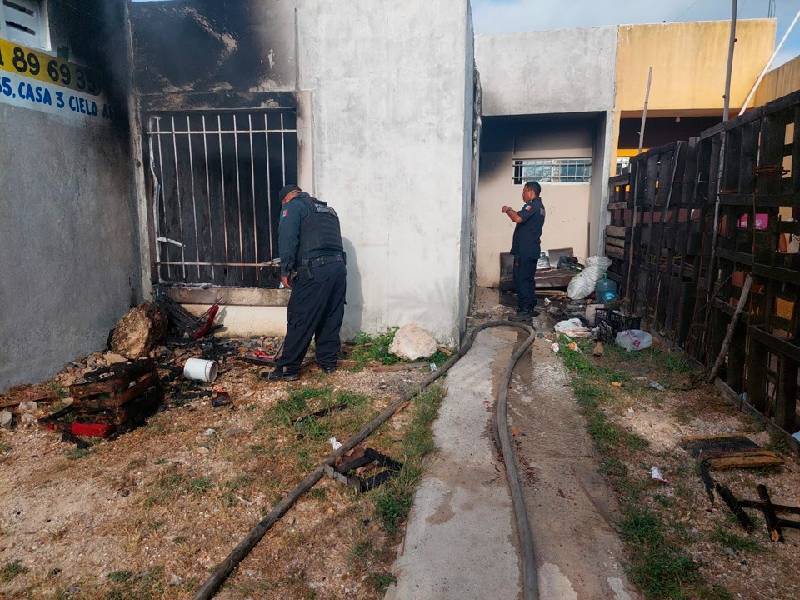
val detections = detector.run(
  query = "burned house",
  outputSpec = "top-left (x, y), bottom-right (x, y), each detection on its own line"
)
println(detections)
top-left (1, 0), bottom-right (477, 388)
top-left (129, 0), bottom-right (478, 344)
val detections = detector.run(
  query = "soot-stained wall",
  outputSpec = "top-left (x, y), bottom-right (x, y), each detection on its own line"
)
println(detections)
top-left (132, 0), bottom-right (477, 345)
top-left (0, 0), bottom-right (138, 390)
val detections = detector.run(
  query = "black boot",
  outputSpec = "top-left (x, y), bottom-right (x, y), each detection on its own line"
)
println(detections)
top-left (262, 368), bottom-right (299, 382)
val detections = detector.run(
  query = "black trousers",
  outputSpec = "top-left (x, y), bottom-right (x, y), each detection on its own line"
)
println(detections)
top-left (277, 261), bottom-right (347, 374)
top-left (512, 254), bottom-right (538, 313)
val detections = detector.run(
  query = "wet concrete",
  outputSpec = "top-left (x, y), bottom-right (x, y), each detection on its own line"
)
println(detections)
top-left (386, 327), bottom-right (521, 600)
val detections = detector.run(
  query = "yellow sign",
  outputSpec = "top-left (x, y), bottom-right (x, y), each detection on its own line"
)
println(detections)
top-left (0, 38), bottom-right (102, 97)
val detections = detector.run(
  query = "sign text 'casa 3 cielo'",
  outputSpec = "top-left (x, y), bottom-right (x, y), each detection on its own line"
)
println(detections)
top-left (0, 37), bottom-right (117, 125)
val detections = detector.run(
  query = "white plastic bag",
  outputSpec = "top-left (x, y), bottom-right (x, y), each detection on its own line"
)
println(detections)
top-left (615, 329), bottom-right (653, 352)
top-left (554, 318), bottom-right (591, 338)
top-left (567, 256), bottom-right (612, 300)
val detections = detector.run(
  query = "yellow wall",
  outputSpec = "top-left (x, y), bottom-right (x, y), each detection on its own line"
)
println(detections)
top-left (616, 20), bottom-right (776, 113)
top-left (754, 54), bottom-right (800, 106)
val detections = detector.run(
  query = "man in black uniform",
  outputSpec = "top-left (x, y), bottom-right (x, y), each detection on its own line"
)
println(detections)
top-left (502, 181), bottom-right (546, 322)
top-left (265, 185), bottom-right (347, 381)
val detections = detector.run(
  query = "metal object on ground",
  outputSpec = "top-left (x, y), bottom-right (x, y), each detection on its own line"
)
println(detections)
top-left (324, 448), bottom-right (403, 493)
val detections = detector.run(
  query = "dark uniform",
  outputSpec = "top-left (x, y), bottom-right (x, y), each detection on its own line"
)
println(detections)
top-left (274, 191), bottom-right (347, 376)
top-left (511, 197), bottom-right (546, 314)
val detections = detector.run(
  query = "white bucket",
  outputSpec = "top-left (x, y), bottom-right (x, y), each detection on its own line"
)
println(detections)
top-left (183, 358), bottom-right (218, 383)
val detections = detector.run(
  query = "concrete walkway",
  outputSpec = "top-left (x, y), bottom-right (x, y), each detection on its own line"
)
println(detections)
top-left (385, 328), bottom-right (521, 600)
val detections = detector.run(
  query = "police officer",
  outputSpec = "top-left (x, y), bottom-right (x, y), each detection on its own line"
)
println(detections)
top-left (502, 181), bottom-right (546, 322)
top-left (265, 185), bottom-right (347, 381)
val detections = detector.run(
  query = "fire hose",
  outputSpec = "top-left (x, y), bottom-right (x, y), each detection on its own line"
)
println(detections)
top-left (194, 320), bottom-right (538, 600)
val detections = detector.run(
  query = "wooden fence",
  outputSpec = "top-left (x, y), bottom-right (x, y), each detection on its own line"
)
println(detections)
top-left (606, 90), bottom-right (800, 436)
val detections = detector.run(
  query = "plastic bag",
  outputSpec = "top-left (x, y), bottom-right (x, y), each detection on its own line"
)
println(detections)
top-left (615, 329), bottom-right (652, 352)
top-left (567, 256), bottom-right (612, 300)
top-left (554, 318), bottom-right (591, 338)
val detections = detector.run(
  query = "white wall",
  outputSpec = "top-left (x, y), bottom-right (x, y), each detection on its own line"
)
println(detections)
top-left (475, 27), bottom-right (618, 117)
top-left (297, 0), bottom-right (474, 345)
top-left (476, 116), bottom-right (595, 287)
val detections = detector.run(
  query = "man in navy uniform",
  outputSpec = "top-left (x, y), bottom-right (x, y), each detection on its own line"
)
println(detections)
top-left (502, 181), bottom-right (546, 322)
top-left (265, 184), bottom-right (347, 381)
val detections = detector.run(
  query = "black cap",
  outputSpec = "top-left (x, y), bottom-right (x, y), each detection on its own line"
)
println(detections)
top-left (278, 184), bottom-right (301, 202)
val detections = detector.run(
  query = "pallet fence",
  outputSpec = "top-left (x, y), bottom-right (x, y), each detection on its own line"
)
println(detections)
top-left (606, 90), bottom-right (800, 435)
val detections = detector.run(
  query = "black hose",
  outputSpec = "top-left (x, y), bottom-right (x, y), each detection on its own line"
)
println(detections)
top-left (193, 320), bottom-right (537, 600)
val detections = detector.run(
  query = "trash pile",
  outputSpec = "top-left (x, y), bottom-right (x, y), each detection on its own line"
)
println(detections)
top-left (0, 298), bottom-right (281, 442)
top-left (538, 254), bottom-right (657, 354)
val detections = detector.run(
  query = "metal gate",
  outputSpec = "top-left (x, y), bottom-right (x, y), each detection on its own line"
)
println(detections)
top-left (145, 108), bottom-right (298, 288)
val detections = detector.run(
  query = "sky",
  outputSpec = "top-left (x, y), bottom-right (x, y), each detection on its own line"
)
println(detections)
top-left (473, 0), bottom-right (800, 66)
top-left (132, 0), bottom-right (800, 67)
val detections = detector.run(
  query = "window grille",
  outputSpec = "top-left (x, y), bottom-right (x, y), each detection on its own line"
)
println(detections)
top-left (1, 0), bottom-right (49, 50)
top-left (512, 158), bottom-right (592, 184)
top-left (145, 109), bottom-right (298, 288)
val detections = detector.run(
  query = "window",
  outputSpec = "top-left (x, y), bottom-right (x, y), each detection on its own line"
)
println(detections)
top-left (512, 158), bottom-right (592, 184)
top-left (1, 0), bottom-right (49, 50)
top-left (616, 157), bottom-right (630, 175)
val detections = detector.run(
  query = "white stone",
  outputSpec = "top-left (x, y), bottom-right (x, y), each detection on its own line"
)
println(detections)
top-left (389, 324), bottom-right (438, 361)
top-left (0, 410), bottom-right (13, 429)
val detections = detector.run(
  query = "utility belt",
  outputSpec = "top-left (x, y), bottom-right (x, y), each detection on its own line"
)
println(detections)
top-left (303, 253), bottom-right (346, 268)
top-left (293, 253), bottom-right (346, 281)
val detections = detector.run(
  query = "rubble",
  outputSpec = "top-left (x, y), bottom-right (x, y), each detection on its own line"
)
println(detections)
top-left (389, 324), bottom-right (438, 360)
top-left (109, 302), bottom-right (168, 359)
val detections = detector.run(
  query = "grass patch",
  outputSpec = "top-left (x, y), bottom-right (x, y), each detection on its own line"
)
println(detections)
top-left (620, 507), bottom-right (700, 599)
top-left (66, 447), bottom-right (92, 460)
top-left (374, 386), bottom-right (444, 534)
top-left (0, 441), bottom-right (11, 454)
top-left (710, 526), bottom-right (762, 553)
top-left (106, 567), bottom-right (164, 600)
top-left (350, 329), bottom-right (400, 367)
top-left (599, 457), bottom-right (628, 478)
top-left (557, 335), bottom-right (730, 599)
top-left (665, 353), bottom-right (691, 374)
top-left (571, 379), bottom-right (605, 409)
top-left (1, 560), bottom-right (29, 582)
top-left (188, 476), bottom-right (214, 494)
top-left (145, 469), bottom-right (191, 506)
top-left (107, 570), bottom-right (134, 583)
top-left (368, 571), bottom-right (397, 593)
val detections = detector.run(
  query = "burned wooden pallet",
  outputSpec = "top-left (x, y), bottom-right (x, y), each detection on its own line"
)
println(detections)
top-left (682, 434), bottom-right (784, 502)
top-left (610, 88), bottom-right (800, 437)
top-left (66, 360), bottom-right (163, 432)
top-left (717, 482), bottom-right (800, 542)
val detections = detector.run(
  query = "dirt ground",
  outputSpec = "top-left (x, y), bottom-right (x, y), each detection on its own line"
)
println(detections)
top-left (0, 341), bottom-right (435, 599)
top-left (557, 333), bottom-right (800, 600)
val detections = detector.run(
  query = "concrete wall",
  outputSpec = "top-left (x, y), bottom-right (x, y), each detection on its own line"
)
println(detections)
top-left (131, 0), bottom-right (475, 345)
top-left (0, 1), bottom-right (138, 390)
top-left (475, 27), bottom-right (617, 282)
top-left (475, 27), bottom-right (618, 117)
top-left (476, 115), bottom-right (595, 287)
top-left (754, 54), bottom-right (800, 106)
top-left (297, 0), bottom-right (474, 344)
top-left (616, 20), bottom-right (776, 113)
